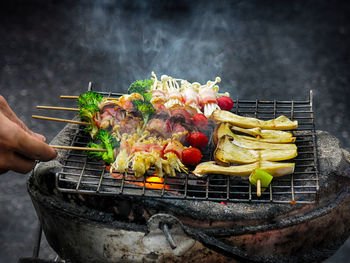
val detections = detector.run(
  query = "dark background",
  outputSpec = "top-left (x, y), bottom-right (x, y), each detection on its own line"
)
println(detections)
top-left (1, 0), bottom-right (350, 262)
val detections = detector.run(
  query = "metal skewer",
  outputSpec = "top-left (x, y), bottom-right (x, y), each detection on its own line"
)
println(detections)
top-left (36, 105), bottom-right (79, 111)
top-left (32, 115), bottom-right (89, 125)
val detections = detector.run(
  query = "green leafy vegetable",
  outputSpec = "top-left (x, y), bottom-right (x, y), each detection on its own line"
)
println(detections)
top-left (78, 91), bottom-right (104, 108)
top-left (249, 168), bottom-right (273, 191)
top-left (79, 104), bottom-right (100, 138)
top-left (87, 130), bottom-right (119, 163)
top-left (128, 79), bottom-right (153, 95)
top-left (79, 104), bottom-right (99, 120)
top-left (128, 79), bottom-right (155, 134)
top-left (86, 143), bottom-right (104, 159)
top-left (132, 99), bottom-right (155, 131)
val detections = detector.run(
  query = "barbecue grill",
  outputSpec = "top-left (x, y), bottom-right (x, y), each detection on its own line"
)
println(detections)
top-left (27, 89), bottom-right (350, 263)
top-left (56, 90), bottom-right (318, 204)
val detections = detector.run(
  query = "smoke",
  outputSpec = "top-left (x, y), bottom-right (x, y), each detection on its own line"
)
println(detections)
top-left (74, 0), bottom-right (233, 92)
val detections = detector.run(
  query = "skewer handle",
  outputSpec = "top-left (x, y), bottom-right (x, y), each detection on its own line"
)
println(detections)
top-left (257, 179), bottom-right (261, 197)
top-left (36, 106), bottom-right (79, 111)
top-left (51, 145), bottom-right (107, 152)
top-left (32, 115), bottom-right (89, 125)
top-left (60, 95), bottom-right (79, 99)
top-left (60, 95), bottom-right (119, 100)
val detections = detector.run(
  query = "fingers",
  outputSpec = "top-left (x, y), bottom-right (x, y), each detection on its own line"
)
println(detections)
top-left (0, 148), bottom-right (35, 174)
top-left (14, 128), bottom-right (57, 162)
top-left (0, 129), bottom-right (56, 174)
top-left (0, 112), bottom-right (57, 163)
top-left (0, 96), bottom-right (57, 174)
top-left (5, 152), bottom-right (36, 174)
top-left (0, 95), bottom-right (37, 137)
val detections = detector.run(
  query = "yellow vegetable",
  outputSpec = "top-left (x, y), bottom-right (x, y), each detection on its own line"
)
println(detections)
top-left (212, 110), bottom-right (298, 130)
top-left (193, 161), bottom-right (295, 177)
top-left (214, 135), bottom-right (297, 165)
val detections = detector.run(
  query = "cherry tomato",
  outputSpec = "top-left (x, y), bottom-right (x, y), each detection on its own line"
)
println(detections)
top-left (193, 113), bottom-right (209, 129)
top-left (188, 132), bottom-right (208, 148)
top-left (217, 96), bottom-right (234, 111)
top-left (182, 147), bottom-right (202, 166)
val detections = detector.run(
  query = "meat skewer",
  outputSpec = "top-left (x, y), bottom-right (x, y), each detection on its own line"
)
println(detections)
top-left (198, 77), bottom-right (221, 117)
top-left (181, 82), bottom-right (201, 113)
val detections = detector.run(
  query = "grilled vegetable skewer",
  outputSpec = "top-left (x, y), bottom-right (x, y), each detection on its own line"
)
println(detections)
top-left (193, 161), bottom-right (295, 177)
top-left (249, 169), bottom-right (274, 197)
top-left (212, 110), bottom-right (298, 130)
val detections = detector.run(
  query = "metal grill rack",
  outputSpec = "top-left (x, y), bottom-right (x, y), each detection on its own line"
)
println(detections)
top-left (56, 90), bottom-right (319, 204)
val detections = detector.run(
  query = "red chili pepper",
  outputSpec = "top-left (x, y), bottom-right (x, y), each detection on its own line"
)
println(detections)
top-left (181, 147), bottom-right (202, 166)
top-left (188, 132), bottom-right (208, 148)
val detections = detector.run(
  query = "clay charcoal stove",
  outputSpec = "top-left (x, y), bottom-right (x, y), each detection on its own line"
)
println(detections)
top-left (28, 90), bottom-right (350, 263)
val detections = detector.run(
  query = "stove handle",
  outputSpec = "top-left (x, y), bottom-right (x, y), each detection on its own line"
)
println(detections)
top-left (160, 222), bottom-right (177, 249)
top-left (146, 213), bottom-right (275, 263)
top-left (183, 226), bottom-right (281, 263)
top-left (143, 213), bottom-right (196, 257)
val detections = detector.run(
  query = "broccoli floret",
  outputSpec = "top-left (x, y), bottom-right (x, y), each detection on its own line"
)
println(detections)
top-left (79, 104), bottom-right (100, 121)
top-left (85, 125), bottom-right (99, 139)
top-left (128, 79), bottom-right (155, 134)
top-left (128, 79), bottom-right (153, 96)
top-left (78, 91), bottom-right (104, 108)
top-left (86, 142), bottom-right (104, 159)
top-left (132, 99), bottom-right (155, 128)
top-left (87, 130), bottom-right (119, 163)
top-left (79, 104), bottom-right (100, 138)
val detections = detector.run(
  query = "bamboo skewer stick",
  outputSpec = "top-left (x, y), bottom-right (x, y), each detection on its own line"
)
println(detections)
top-left (51, 145), bottom-right (107, 152)
top-left (60, 95), bottom-right (79, 99)
top-left (36, 105), bottom-right (79, 111)
top-left (60, 95), bottom-right (119, 100)
top-left (257, 179), bottom-right (261, 197)
top-left (32, 115), bottom-right (89, 125)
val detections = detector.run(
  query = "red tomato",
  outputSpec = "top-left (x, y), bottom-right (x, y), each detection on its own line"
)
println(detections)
top-left (182, 147), bottom-right (202, 166)
top-left (193, 113), bottom-right (209, 129)
top-left (188, 132), bottom-right (208, 148)
top-left (217, 96), bottom-right (234, 111)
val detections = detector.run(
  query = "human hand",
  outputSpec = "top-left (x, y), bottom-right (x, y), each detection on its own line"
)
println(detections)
top-left (0, 95), bottom-right (57, 174)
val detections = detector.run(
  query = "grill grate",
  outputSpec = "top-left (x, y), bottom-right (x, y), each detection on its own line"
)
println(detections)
top-left (56, 90), bottom-right (319, 204)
